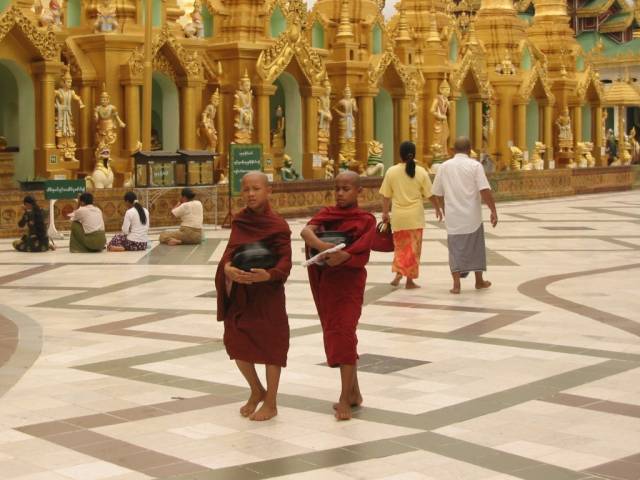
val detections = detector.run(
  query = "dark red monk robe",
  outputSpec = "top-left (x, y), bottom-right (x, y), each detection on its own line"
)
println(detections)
top-left (306, 207), bottom-right (376, 367)
top-left (215, 205), bottom-right (292, 367)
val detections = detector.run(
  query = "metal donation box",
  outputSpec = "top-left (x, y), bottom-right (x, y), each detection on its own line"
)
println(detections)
top-left (177, 150), bottom-right (217, 186)
top-left (132, 151), bottom-right (181, 187)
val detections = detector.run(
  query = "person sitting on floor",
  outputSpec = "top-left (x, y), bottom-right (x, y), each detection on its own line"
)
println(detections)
top-left (68, 192), bottom-right (106, 253)
top-left (107, 191), bottom-right (150, 252)
top-left (13, 195), bottom-right (53, 252)
top-left (159, 187), bottom-right (203, 246)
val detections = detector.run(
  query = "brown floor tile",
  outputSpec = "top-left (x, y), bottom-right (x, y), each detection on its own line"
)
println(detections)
top-left (16, 421), bottom-right (82, 437)
top-left (144, 461), bottom-right (211, 477)
top-left (117, 450), bottom-right (189, 471)
top-left (585, 460), bottom-right (640, 480)
top-left (47, 429), bottom-right (113, 448)
top-left (66, 413), bottom-right (127, 429)
top-left (109, 405), bottom-right (169, 421)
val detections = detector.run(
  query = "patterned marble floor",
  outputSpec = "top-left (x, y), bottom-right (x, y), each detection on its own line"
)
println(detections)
top-left (1, 190), bottom-right (639, 480)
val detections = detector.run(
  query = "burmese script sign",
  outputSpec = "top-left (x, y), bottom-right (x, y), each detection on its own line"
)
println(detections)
top-left (44, 180), bottom-right (86, 200)
top-left (229, 144), bottom-right (263, 196)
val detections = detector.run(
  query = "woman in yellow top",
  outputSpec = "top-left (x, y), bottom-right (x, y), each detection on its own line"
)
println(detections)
top-left (380, 141), bottom-right (443, 288)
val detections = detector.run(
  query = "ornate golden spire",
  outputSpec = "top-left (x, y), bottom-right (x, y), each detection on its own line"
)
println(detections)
top-left (396, 8), bottom-right (412, 42)
top-left (427, 10), bottom-right (440, 43)
top-left (336, 0), bottom-right (354, 40)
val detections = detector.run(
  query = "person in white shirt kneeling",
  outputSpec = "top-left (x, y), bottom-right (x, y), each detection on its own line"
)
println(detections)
top-left (107, 191), bottom-right (150, 252)
top-left (159, 188), bottom-right (204, 246)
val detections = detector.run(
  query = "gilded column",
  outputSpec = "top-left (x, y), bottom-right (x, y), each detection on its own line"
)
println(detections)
top-left (255, 84), bottom-right (276, 159)
top-left (572, 105), bottom-right (582, 152)
top-left (358, 94), bottom-right (374, 165)
top-left (593, 104), bottom-right (604, 166)
top-left (122, 80), bottom-right (141, 157)
top-left (488, 100), bottom-right (498, 158)
top-left (516, 102), bottom-right (526, 150)
top-left (397, 96), bottom-right (410, 146)
top-left (79, 83), bottom-right (94, 173)
top-left (179, 80), bottom-right (202, 150)
top-left (33, 61), bottom-right (60, 177)
top-left (448, 96), bottom-right (457, 152)
top-left (543, 103), bottom-right (553, 167)
top-left (303, 91), bottom-right (319, 178)
top-left (471, 99), bottom-right (483, 151)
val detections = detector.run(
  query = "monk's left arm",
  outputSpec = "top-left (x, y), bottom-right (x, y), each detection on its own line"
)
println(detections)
top-left (341, 218), bottom-right (376, 269)
top-left (266, 231), bottom-right (293, 282)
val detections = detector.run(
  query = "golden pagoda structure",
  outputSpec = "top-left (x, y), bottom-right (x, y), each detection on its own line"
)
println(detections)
top-left (0, 0), bottom-right (638, 187)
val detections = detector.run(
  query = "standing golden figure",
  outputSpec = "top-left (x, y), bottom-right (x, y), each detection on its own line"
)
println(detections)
top-left (55, 67), bottom-right (85, 161)
top-left (94, 86), bottom-right (126, 150)
top-left (200, 89), bottom-right (220, 152)
top-left (430, 78), bottom-right (450, 158)
top-left (333, 85), bottom-right (358, 161)
top-left (233, 70), bottom-right (254, 144)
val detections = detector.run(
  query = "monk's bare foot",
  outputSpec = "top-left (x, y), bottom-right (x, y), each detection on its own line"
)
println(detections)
top-left (334, 400), bottom-right (352, 421)
top-left (406, 279), bottom-right (420, 289)
top-left (250, 402), bottom-right (277, 421)
top-left (475, 280), bottom-right (492, 290)
top-left (333, 392), bottom-right (363, 410)
top-left (166, 239), bottom-right (182, 246)
top-left (240, 389), bottom-right (265, 417)
top-left (390, 274), bottom-right (402, 287)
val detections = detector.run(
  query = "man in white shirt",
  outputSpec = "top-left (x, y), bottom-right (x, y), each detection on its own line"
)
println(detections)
top-left (432, 137), bottom-right (498, 294)
top-left (159, 188), bottom-right (204, 246)
top-left (68, 192), bottom-right (107, 253)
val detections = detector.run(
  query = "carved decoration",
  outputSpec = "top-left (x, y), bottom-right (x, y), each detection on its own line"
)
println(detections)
top-left (0, 6), bottom-right (60, 60)
top-left (450, 50), bottom-right (493, 101)
top-left (518, 62), bottom-right (555, 104)
top-left (367, 50), bottom-right (419, 89)
top-left (127, 26), bottom-right (203, 79)
top-left (576, 64), bottom-right (604, 103)
top-left (256, 2), bottom-right (327, 85)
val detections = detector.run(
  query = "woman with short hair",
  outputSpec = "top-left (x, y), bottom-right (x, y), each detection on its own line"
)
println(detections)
top-left (107, 191), bottom-right (150, 252)
top-left (159, 187), bottom-right (203, 246)
top-left (68, 192), bottom-right (106, 253)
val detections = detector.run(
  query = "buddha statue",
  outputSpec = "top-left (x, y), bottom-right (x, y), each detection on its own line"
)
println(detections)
top-left (280, 155), bottom-right (301, 182)
top-left (333, 85), bottom-right (358, 143)
top-left (94, 0), bottom-right (119, 33)
top-left (364, 140), bottom-right (385, 177)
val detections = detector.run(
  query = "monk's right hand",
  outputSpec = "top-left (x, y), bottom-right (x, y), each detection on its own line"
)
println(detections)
top-left (224, 263), bottom-right (253, 284)
top-left (317, 241), bottom-right (336, 252)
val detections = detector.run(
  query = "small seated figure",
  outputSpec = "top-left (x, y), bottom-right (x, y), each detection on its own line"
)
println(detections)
top-left (94, 0), bottom-right (119, 33)
top-left (510, 145), bottom-right (523, 171)
top-left (364, 140), bottom-right (384, 177)
top-left (68, 192), bottom-right (107, 253)
top-left (531, 142), bottom-right (546, 170)
top-left (323, 157), bottom-right (335, 179)
top-left (38, 0), bottom-right (63, 30)
top-left (622, 134), bottom-right (633, 165)
top-left (495, 50), bottom-right (516, 75)
top-left (183, 0), bottom-right (205, 38)
top-left (280, 155), bottom-right (301, 182)
top-left (85, 147), bottom-right (114, 190)
top-left (159, 188), bottom-right (204, 246)
top-left (576, 142), bottom-right (592, 168)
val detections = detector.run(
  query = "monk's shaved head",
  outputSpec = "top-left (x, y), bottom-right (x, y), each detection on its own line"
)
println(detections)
top-left (454, 136), bottom-right (472, 154)
top-left (241, 171), bottom-right (270, 187)
top-left (335, 170), bottom-right (361, 187)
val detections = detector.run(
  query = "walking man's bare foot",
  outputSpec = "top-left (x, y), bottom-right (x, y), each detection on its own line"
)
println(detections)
top-left (250, 402), bottom-right (277, 421)
top-left (239, 389), bottom-right (265, 417)
top-left (475, 280), bottom-right (492, 290)
top-left (406, 279), bottom-right (420, 289)
top-left (450, 272), bottom-right (461, 294)
top-left (390, 274), bottom-right (402, 286)
top-left (334, 399), bottom-right (352, 421)
top-left (450, 287), bottom-right (461, 294)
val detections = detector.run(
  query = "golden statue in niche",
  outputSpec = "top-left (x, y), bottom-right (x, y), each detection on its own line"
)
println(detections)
top-left (94, 85), bottom-right (126, 150)
top-left (55, 67), bottom-right (85, 161)
top-left (333, 85), bottom-right (358, 161)
top-left (430, 77), bottom-right (450, 154)
top-left (409, 90), bottom-right (419, 142)
top-left (233, 70), bottom-right (254, 144)
top-left (199, 89), bottom-right (219, 152)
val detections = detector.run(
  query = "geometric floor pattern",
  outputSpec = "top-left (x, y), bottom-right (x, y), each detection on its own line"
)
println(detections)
top-left (1, 190), bottom-right (639, 480)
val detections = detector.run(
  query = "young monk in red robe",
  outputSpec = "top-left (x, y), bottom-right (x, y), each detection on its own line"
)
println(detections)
top-left (301, 171), bottom-right (376, 420)
top-left (215, 171), bottom-right (292, 421)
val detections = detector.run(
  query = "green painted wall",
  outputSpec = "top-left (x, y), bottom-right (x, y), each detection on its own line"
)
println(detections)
top-left (606, 107), bottom-right (615, 132)
top-left (202, 6), bottom-right (214, 37)
top-left (582, 105), bottom-right (592, 141)
top-left (152, 73), bottom-right (179, 151)
top-left (141, 0), bottom-right (163, 26)
top-left (456, 93), bottom-right (470, 138)
top-left (526, 98), bottom-right (539, 155)
top-left (271, 73), bottom-right (303, 174)
top-left (270, 6), bottom-right (286, 37)
top-left (67, 0), bottom-right (81, 28)
top-left (0, 0), bottom-right (10, 12)
top-left (372, 24), bottom-right (383, 54)
top-left (312, 21), bottom-right (325, 48)
top-left (449, 35), bottom-right (458, 62)
top-left (521, 47), bottom-right (532, 71)
top-left (0, 61), bottom-right (35, 181)
top-left (374, 89), bottom-right (394, 168)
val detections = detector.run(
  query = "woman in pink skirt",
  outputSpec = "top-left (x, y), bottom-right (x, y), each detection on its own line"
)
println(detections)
top-left (107, 192), bottom-right (150, 252)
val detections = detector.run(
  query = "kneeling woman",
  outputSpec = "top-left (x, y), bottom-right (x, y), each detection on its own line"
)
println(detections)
top-left (13, 196), bottom-right (52, 252)
top-left (108, 191), bottom-right (150, 252)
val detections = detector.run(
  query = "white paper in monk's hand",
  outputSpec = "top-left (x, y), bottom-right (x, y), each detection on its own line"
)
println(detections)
top-left (302, 243), bottom-right (346, 268)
